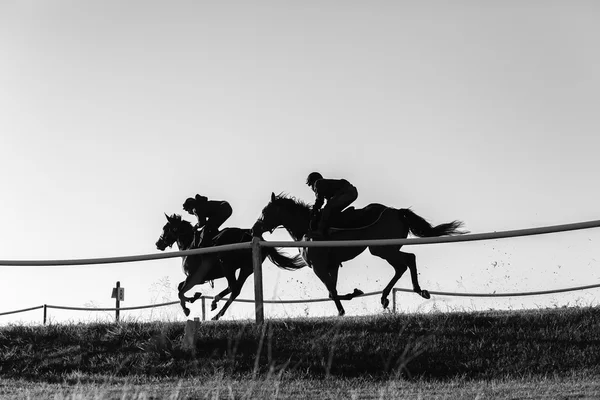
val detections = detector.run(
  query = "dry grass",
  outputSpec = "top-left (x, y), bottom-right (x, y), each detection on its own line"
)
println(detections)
top-left (2, 307), bottom-right (600, 398)
top-left (2, 373), bottom-right (600, 399)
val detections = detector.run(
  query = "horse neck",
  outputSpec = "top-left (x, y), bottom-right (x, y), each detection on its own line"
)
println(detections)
top-left (282, 209), bottom-right (311, 241)
top-left (177, 224), bottom-right (195, 250)
top-left (177, 237), bottom-right (193, 250)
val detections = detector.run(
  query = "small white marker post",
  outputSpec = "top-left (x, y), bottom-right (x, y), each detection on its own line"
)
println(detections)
top-left (111, 281), bottom-right (124, 322)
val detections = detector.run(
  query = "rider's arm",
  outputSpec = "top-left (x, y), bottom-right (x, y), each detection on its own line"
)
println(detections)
top-left (313, 194), bottom-right (324, 211)
top-left (312, 178), bottom-right (333, 213)
top-left (194, 214), bottom-right (207, 230)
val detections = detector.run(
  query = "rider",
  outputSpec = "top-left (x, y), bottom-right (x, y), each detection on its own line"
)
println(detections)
top-left (182, 194), bottom-right (233, 247)
top-left (306, 172), bottom-right (358, 238)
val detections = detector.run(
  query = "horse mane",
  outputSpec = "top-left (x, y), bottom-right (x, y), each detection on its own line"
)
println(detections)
top-left (168, 213), bottom-right (194, 229)
top-left (168, 213), bottom-right (182, 221)
top-left (271, 192), bottom-right (312, 214)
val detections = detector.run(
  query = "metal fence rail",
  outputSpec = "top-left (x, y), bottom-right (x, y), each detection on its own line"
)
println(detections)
top-left (1, 218), bottom-right (599, 324)
top-left (3, 283), bottom-right (600, 324)
top-left (1, 219), bottom-right (599, 266)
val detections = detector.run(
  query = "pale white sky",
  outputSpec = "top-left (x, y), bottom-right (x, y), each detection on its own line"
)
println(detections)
top-left (1, 1), bottom-right (599, 324)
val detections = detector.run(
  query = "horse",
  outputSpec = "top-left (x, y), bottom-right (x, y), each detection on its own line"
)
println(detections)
top-left (156, 213), bottom-right (306, 319)
top-left (251, 193), bottom-right (467, 316)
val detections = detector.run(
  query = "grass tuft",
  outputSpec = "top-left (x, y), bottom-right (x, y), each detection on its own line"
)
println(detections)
top-left (1, 306), bottom-right (600, 384)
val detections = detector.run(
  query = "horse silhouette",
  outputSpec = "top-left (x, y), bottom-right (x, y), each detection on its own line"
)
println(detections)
top-left (156, 213), bottom-right (305, 319)
top-left (251, 193), bottom-right (466, 316)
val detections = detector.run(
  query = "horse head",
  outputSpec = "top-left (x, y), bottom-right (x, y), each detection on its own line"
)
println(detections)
top-left (252, 192), bottom-right (311, 240)
top-left (251, 192), bottom-right (282, 237)
top-left (156, 213), bottom-right (184, 251)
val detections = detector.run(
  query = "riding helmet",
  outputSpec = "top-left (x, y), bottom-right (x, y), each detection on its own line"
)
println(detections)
top-left (182, 197), bottom-right (196, 210)
top-left (306, 172), bottom-right (323, 186)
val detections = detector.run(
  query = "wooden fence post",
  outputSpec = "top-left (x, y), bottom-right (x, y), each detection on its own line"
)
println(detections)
top-left (201, 297), bottom-right (206, 321)
top-left (115, 281), bottom-right (120, 323)
top-left (252, 237), bottom-right (264, 324)
top-left (184, 318), bottom-right (200, 349)
top-left (392, 288), bottom-right (397, 314)
top-left (43, 304), bottom-right (47, 325)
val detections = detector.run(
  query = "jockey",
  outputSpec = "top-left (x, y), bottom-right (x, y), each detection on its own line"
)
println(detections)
top-left (306, 172), bottom-right (358, 238)
top-left (183, 194), bottom-right (233, 247)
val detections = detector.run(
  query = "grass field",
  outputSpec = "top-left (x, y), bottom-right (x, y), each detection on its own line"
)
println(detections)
top-left (2, 306), bottom-right (600, 399)
top-left (3, 373), bottom-right (600, 399)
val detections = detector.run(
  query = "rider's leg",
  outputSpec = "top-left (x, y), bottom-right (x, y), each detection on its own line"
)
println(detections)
top-left (198, 202), bottom-right (233, 247)
top-left (315, 187), bottom-right (358, 236)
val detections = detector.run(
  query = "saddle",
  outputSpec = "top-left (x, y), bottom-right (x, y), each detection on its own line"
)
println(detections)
top-left (327, 203), bottom-right (388, 231)
top-left (212, 228), bottom-right (252, 245)
top-left (195, 227), bottom-right (246, 248)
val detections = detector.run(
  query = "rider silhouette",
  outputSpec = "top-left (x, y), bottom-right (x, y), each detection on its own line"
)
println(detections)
top-left (306, 172), bottom-right (358, 238)
top-left (183, 194), bottom-right (233, 247)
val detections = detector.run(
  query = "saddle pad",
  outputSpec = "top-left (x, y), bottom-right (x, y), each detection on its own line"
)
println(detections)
top-left (329, 203), bottom-right (388, 231)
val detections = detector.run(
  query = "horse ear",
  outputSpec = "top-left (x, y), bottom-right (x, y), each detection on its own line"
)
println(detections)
top-left (271, 192), bottom-right (276, 202)
top-left (165, 213), bottom-right (177, 223)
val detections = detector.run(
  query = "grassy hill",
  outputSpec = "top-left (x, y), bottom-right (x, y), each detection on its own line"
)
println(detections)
top-left (1, 306), bottom-right (600, 383)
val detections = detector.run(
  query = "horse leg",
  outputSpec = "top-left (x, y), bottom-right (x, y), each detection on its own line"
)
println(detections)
top-left (326, 264), bottom-right (340, 300)
top-left (402, 250), bottom-right (430, 299)
top-left (177, 281), bottom-right (194, 301)
top-left (313, 263), bottom-right (345, 316)
top-left (370, 246), bottom-right (428, 310)
top-left (336, 288), bottom-right (365, 300)
top-left (177, 280), bottom-right (203, 301)
top-left (210, 263), bottom-right (236, 319)
top-left (212, 266), bottom-right (252, 321)
top-left (211, 287), bottom-right (232, 311)
top-left (177, 278), bottom-right (202, 317)
top-left (177, 257), bottom-right (215, 317)
top-left (177, 281), bottom-right (190, 316)
top-left (328, 264), bottom-right (364, 300)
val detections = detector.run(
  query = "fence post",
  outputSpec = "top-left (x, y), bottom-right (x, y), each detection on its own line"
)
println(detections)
top-left (252, 236), bottom-right (264, 324)
top-left (201, 297), bottom-right (206, 321)
top-left (43, 304), bottom-right (47, 325)
top-left (115, 281), bottom-right (120, 323)
top-left (392, 289), bottom-right (397, 314)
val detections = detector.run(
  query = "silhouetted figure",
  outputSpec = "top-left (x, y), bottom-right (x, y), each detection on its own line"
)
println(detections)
top-left (252, 192), bottom-right (467, 316)
top-left (183, 194), bottom-right (233, 247)
top-left (156, 213), bottom-right (305, 319)
top-left (306, 172), bottom-right (358, 238)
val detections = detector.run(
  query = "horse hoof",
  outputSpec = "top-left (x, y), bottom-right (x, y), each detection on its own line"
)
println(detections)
top-left (183, 308), bottom-right (190, 317)
top-left (211, 315), bottom-right (219, 321)
top-left (421, 290), bottom-right (431, 299)
top-left (353, 288), bottom-right (364, 296)
top-left (338, 310), bottom-right (346, 317)
top-left (381, 298), bottom-right (390, 309)
top-left (211, 302), bottom-right (217, 311)
top-left (191, 292), bottom-right (202, 302)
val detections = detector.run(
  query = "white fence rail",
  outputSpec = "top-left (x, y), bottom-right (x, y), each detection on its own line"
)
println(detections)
top-left (3, 283), bottom-right (600, 324)
top-left (1, 219), bottom-right (600, 324)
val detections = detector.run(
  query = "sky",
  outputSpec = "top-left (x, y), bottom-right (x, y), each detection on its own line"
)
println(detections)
top-left (1, 1), bottom-right (599, 325)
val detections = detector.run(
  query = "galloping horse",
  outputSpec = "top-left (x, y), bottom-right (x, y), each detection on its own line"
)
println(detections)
top-left (156, 213), bottom-right (305, 319)
top-left (251, 193), bottom-right (466, 316)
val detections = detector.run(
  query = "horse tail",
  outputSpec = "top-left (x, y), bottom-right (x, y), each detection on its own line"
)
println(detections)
top-left (400, 208), bottom-right (467, 237)
top-left (265, 247), bottom-right (307, 271)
